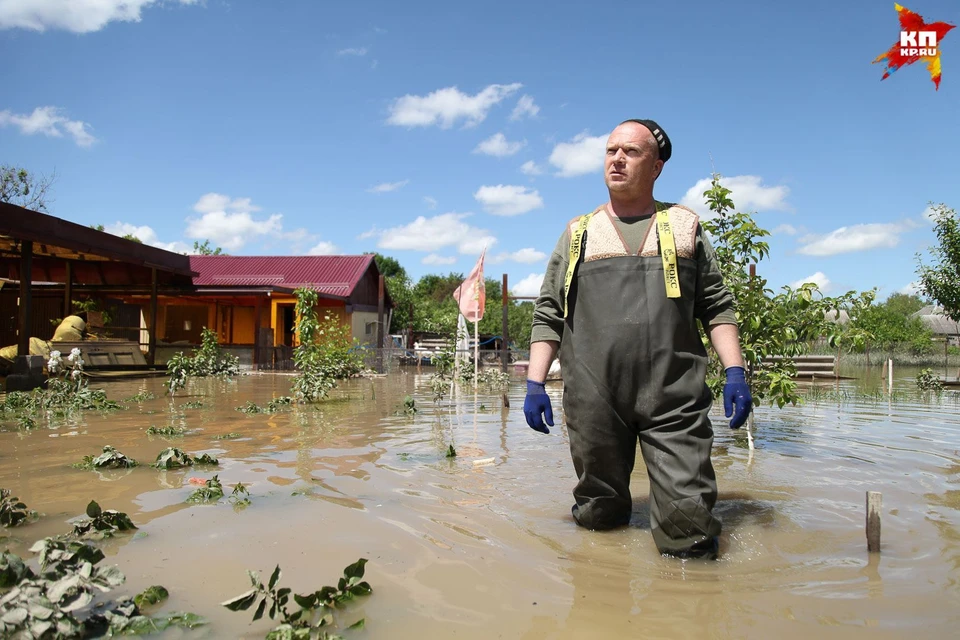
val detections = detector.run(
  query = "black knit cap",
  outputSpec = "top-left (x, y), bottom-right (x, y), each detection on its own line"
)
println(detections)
top-left (622, 118), bottom-right (672, 162)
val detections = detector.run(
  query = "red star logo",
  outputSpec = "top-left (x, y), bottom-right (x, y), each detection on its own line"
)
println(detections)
top-left (872, 3), bottom-right (955, 90)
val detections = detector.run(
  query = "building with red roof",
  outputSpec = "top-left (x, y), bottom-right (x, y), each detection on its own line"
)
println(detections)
top-left (150, 254), bottom-right (394, 367)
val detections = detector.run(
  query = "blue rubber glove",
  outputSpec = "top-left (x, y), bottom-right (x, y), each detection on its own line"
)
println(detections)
top-left (523, 379), bottom-right (554, 434)
top-left (723, 366), bottom-right (753, 429)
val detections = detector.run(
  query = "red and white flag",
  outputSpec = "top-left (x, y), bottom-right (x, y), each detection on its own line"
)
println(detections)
top-left (453, 248), bottom-right (486, 323)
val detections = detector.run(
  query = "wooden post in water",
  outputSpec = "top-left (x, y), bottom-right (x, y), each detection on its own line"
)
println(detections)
top-left (377, 275), bottom-right (385, 374)
top-left (501, 273), bottom-right (509, 373)
top-left (866, 491), bottom-right (882, 552)
top-left (888, 359), bottom-right (893, 393)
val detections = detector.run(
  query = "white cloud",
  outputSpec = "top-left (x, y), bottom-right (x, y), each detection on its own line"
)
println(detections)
top-left (193, 193), bottom-right (260, 215)
top-left (423, 196), bottom-right (438, 209)
top-left (511, 273), bottom-right (544, 298)
top-left (357, 228), bottom-right (378, 240)
top-left (0, 106), bottom-right (96, 147)
top-left (473, 184), bottom-right (543, 216)
top-left (899, 282), bottom-right (922, 295)
top-left (101, 222), bottom-right (190, 253)
top-left (459, 234), bottom-right (493, 255)
top-left (0, 0), bottom-right (199, 33)
top-left (491, 248), bottom-right (547, 264)
top-left (473, 132), bottom-right (525, 157)
top-left (796, 223), bottom-right (900, 256)
top-left (510, 95), bottom-right (539, 121)
top-left (386, 83), bottom-right (522, 129)
top-left (307, 240), bottom-right (339, 255)
top-left (922, 205), bottom-right (939, 222)
top-left (376, 212), bottom-right (497, 254)
top-left (520, 160), bottom-right (544, 176)
top-left (186, 193), bottom-right (283, 251)
top-left (423, 254), bottom-right (456, 265)
top-left (680, 175), bottom-right (791, 217)
top-left (549, 131), bottom-right (606, 177)
top-left (337, 47), bottom-right (367, 56)
top-left (772, 224), bottom-right (798, 236)
top-left (791, 271), bottom-right (832, 293)
top-left (368, 180), bottom-right (409, 193)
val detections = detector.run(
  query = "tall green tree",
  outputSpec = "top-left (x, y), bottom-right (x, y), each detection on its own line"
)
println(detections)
top-left (883, 292), bottom-right (926, 317)
top-left (917, 203), bottom-right (960, 322)
top-left (0, 165), bottom-right (55, 212)
top-left (370, 253), bottom-right (406, 279)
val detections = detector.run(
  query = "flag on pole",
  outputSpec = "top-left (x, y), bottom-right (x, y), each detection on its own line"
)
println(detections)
top-left (452, 248), bottom-right (486, 323)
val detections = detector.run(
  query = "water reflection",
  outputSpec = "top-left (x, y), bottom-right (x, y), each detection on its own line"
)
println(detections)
top-left (0, 369), bottom-right (958, 637)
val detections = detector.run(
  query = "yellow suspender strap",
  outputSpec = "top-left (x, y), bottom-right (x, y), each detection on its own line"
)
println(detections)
top-left (562, 211), bottom-right (595, 319)
top-left (562, 204), bottom-right (680, 316)
top-left (656, 204), bottom-right (681, 298)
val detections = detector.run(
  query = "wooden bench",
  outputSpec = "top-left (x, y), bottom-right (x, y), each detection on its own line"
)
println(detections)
top-left (761, 355), bottom-right (836, 378)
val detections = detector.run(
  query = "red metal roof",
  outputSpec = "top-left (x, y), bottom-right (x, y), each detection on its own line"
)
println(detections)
top-left (189, 255), bottom-right (375, 299)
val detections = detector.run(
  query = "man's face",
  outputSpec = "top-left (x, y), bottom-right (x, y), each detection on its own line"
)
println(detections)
top-left (604, 122), bottom-right (663, 198)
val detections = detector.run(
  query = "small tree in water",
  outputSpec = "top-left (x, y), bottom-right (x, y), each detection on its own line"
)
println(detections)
top-left (291, 286), bottom-right (367, 402)
top-left (699, 174), bottom-right (872, 409)
top-left (917, 203), bottom-right (960, 323)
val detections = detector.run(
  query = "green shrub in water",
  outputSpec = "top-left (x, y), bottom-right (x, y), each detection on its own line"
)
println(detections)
top-left (291, 287), bottom-right (367, 403)
top-left (166, 327), bottom-right (240, 395)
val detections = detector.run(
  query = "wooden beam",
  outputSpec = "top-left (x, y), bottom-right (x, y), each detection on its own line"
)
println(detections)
top-left (63, 261), bottom-right (73, 318)
top-left (253, 296), bottom-right (262, 369)
top-left (148, 267), bottom-right (158, 365)
top-left (18, 241), bottom-right (33, 356)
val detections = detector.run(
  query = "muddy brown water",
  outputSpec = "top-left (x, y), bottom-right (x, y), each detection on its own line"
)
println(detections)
top-left (1, 367), bottom-right (959, 639)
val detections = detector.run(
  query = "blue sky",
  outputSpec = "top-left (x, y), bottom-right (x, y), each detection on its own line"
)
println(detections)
top-left (1, 0), bottom-right (958, 300)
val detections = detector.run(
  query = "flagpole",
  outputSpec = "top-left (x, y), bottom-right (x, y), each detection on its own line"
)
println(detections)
top-left (473, 319), bottom-right (479, 388)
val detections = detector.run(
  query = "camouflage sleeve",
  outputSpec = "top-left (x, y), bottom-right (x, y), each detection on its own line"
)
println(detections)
top-left (530, 228), bottom-right (570, 344)
top-left (695, 227), bottom-right (738, 327)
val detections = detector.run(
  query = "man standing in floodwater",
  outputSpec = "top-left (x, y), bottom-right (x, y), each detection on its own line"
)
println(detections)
top-left (523, 118), bottom-right (753, 560)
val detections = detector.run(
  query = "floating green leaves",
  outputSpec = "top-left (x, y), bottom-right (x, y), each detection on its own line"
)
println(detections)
top-left (154, 447), bottom-right (219, 469)
top-left (222, 558), bottom-right (371, 638)
top-left (229, 482), bottom-right (252, 511)
top-left (394, 395), bottom-right (417, 416)
top-left (213, 432), bottom-right (243, 440)
top-left (0, 489), bottom-right (37, 528)
top-left (0, 551), bottom-right (33, 588)
top-left (145, 425), bottom-right (186, 437)
top-left (445, 444), bottom-right (457, 458)
top-left (237, 396), bottom-right (294, 415)
top-left (1, 537), bottom-right (126, 638)
top-left (101, 608), bottom-right (207, 636)
top-left (126, 390), bottom-right (156, 403)
top-left (71, 500), bottom-right (137, 540)
top-left (0, 504), bottom-right (203, 638)
top-left (133, 585), bottom-right (169, 610)
top-left (186, 476), bottom-right (225, 504)
top-left (72, 446), bottom-right (139, 471)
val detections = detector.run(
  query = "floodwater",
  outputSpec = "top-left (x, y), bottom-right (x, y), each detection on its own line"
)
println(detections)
top-left (1, 366), bottom-right (959, 639)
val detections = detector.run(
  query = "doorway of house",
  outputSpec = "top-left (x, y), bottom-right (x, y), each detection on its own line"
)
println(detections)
top-left (279, 304), bottom-right (296, 347)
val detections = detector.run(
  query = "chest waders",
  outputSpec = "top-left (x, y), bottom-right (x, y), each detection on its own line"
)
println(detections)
top-left (560, 202), bottom-right (721, 556)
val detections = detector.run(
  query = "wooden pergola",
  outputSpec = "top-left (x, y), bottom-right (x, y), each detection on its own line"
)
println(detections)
top-left (0, 202), bottom-right (197, 365)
